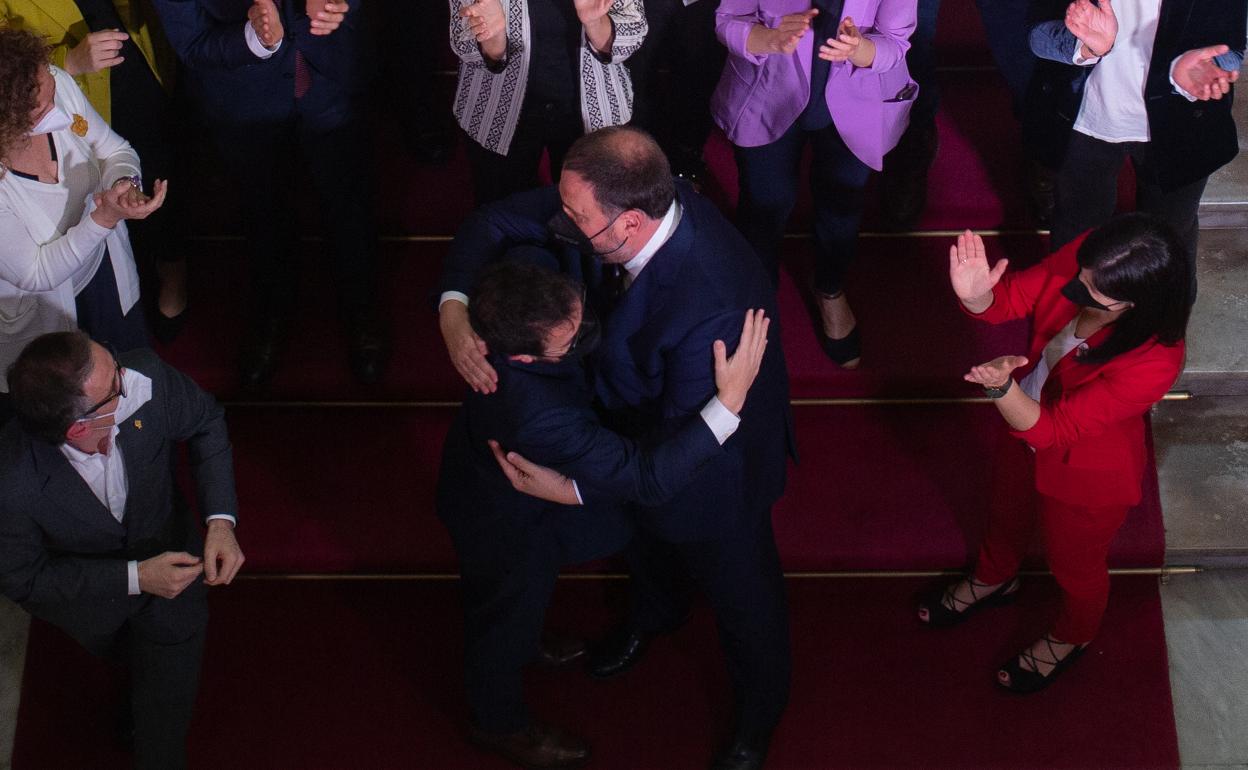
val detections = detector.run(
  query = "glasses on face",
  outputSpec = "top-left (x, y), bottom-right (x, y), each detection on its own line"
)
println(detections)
top-left (558, 291), bottom-right (599, 358)
top-left (75, 352), bottom-right (125, 423)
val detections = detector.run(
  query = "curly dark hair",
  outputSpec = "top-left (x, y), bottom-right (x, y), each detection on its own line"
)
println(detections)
top-left (0, 28), bottom-right (50, 169)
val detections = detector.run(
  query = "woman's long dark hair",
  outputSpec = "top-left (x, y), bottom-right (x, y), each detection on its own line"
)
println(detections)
top-left (1077, 212), bottom-right (1193, 364)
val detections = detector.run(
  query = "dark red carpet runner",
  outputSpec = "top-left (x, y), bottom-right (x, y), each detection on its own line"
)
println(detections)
top-left (15, 578), bottom-right (1179, 769)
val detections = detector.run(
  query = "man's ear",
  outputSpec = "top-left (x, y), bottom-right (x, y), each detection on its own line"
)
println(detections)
top-left (64, 421), bottom-right (88, 442)
top-left (622, 209), bottom-right (644, 233)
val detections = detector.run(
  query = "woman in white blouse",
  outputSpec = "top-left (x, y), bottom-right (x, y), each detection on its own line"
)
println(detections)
top-left (0, 28), bottom-right (166, 393)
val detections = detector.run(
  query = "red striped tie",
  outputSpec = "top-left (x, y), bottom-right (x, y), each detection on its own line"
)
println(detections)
top-left (294, 50), bottom-right (311, 99)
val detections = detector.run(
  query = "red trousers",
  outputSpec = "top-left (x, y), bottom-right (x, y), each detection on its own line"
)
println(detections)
top-left (973, 439), bottom-right (1130, 644)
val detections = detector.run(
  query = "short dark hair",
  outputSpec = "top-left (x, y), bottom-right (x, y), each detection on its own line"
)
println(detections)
top-left (1077, 212), bottom-right (1193, 364)
top-left (470, 262), bottom-right (582, 357)
top-left (561, 126), bottom-right (675, 219)
top-left (7, 331), bottom-right (95, 444)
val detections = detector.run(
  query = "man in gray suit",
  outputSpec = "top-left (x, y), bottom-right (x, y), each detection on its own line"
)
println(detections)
top-left (0, 331), bottom-right (243, 769)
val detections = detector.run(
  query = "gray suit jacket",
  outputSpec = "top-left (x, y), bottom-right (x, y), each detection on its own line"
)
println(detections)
top-left (0, 348), bottom-right (236, 647)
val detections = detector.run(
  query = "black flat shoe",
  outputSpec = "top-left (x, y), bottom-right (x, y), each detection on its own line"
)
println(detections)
top-left (997, 635), bottom-right (1087, 694)
top-left (152, 306), bottom-right (188, 345)
top-left (916, 575), bottom-right (1020, 628)
top-left (818, 326), bottom-right (861, 369)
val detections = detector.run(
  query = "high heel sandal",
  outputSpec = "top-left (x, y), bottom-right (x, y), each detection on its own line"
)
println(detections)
top-left (816, 290), bottom-right (861, 368)
top-left (916, 575), bottom-right (1021, 628)
top-left (997, 634), bottom-right (1087, 694)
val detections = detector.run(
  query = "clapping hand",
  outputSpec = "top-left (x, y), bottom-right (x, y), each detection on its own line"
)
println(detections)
top-left (1172, 45), bottom-right (1240, 101)
top-left (750, 9), bottom-right (817, 56)
top-left (1065, 0), bottom-right (1116, 58)
top-left (248, 0), bottom-right (284, 48)
top-left (819, 17), bottom-right (875, 67)
top-left (91, 178), bottom-right (168, 229)
top-left (64, 30), bottom-right (128, 76)
top-left (713, 309), bottom-right (770, 415)
top-left (964, 355), bottom-right (1028, 390)
top-left (309, 1), bottom-right (350, 36)
top-left (949, 229), bottom-right (1007, 312)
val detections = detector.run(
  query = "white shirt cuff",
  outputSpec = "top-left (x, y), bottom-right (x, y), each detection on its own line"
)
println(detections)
top-left (127, 560), bottom-right (140, 596)
top-left (244, 21), bottom-right (283, 58)
top-left (701, 396), bottom-right (742, 445)
top-left (1169, 55), bottom-right (1199, 102)
top-left (439, 291), bottom-right (470, 309)
top-left (206, 514), bottom-right (238, 526)
top-left (1072, 45), bottom-right (1101, 66)
top-left (571, 480), bottom-right (584, 505)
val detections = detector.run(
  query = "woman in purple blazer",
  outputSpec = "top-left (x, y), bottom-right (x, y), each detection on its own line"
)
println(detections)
top-left (713, 0), bottom-right (916, 367)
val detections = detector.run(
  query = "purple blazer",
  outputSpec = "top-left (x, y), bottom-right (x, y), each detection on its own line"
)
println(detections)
top-left (711, 0), bottom-right (917, 170)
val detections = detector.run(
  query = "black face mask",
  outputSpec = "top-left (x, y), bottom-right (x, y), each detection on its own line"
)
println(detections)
top-left (547, 209), bottom-right (629, 259)
top-left (560, 304), bottom-right (601, 360)
top-left (1061, 273), bottom-right (1114, 311)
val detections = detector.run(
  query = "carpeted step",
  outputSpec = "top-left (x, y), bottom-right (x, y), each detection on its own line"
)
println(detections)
top-left (158, 235), bottom-right (1046, 402)
top-left (14, 576), bottom-right (1179, 768)
top-left (217, 401), bottom-right (1165, 574)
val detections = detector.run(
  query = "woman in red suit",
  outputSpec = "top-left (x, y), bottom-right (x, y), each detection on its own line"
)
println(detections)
top-left (917, 212), bottom-right (1191, 693)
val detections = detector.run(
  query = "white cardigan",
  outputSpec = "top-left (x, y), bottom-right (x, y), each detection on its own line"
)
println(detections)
top-left (0, 66), bottom-right (141, 391)
top-left (450, 0), bottom-right (647, 156)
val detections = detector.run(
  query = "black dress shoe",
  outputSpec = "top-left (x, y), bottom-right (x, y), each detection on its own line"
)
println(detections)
top-left (710, 740), bottom-right (768, 770)
top-left (586, 626), bottom-right (649, 680)
top-left (346, 310), bottom-right (391, 385)
top-left (536, 633), bottom-right (587, 668)
top-left (238, 313), bottom-right (288, 388)
top-left (469, 721), bottom-right (590, 769)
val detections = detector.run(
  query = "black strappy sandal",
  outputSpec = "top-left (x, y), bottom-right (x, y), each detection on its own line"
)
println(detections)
top-left (997, 634), bottom-right (1088, 694)
top-left (815, 290), bottom-right (861, 368)
top-left (916, 575), bottom-right (1021, 628)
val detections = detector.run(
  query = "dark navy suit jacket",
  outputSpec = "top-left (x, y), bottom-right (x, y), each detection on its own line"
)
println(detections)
top-left (1024, 0), bottom-right (1246, 189)
top-left (151, 0), bottom-right (371, 120)
top-left (442, 181), bottom-right (793, 542)
top-left (436, 355), bottom-right (726, 563)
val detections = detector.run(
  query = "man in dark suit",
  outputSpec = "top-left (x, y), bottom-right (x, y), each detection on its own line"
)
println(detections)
top-left (439, 126), bottom-right (793, 770)
top-left (0, 332), bottom-right (243, 769)
top-left (150, 0), bottom-right (388, 386)
top-left (438, 259), bottom-right (770, 769)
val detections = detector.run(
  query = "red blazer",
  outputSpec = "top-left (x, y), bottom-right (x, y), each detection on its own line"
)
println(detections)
top-left (969, 236), bottom-right (1185, 508)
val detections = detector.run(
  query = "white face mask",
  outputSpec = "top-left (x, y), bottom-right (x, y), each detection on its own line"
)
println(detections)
top-left (29, 105), bottom-right (72, 136)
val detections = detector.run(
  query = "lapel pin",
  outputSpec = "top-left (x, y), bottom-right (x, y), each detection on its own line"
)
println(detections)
top-left (71, 114), bottom-right (88, 137)
top-left (133, 419), bottom-right (142, 430)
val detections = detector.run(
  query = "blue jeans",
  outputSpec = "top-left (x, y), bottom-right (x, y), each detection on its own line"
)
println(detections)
top-left (907, 0), bottom-right (1036, 127)
top-left (735, 121), bottom-right (871, 295)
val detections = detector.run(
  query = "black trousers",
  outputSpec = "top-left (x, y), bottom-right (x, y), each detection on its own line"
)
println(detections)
top-left (625, 0), bottom-right (724, 170)
top-left (443, 500), bottom-right (633, 733)
top-left (626, 511), bottom-right (792, 747)
top-left (42, 581), bottom-right (207, 770)
top-left (465, 99), bottom-right (583, 206)
top-left (208, 93), bottom-right (379, 317)
top-left (1051, 131), bottom-right (1207, 297)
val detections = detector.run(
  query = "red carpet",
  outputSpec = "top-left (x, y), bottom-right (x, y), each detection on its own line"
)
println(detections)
top-left (158, 235), bottom-right (1044, 402)
top-left (14, 577), bottom-right (1179, 769)
top-left (218, 402), bottom-right (1164, 574)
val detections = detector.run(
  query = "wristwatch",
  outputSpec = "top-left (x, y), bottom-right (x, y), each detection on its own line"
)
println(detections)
top-left (123, 175), bottom-right (141, 189)
top-left (983, 378), bottom-right (1012, 399)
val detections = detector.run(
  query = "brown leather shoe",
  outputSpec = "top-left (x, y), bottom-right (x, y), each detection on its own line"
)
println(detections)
top-left (536, 633), bottom-right (587, 668)
top-left (468, 722), bottom-right (590, 769)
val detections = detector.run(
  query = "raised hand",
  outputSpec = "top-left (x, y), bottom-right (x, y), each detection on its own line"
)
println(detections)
top-left (488, 439), bottom-right (580, 505)
top-left (1065, 0), bottom-right (1116, 58)
top-left (138, 551), bottom-right (203, 599)
top-left (248, 0), bottom-right (285, 48)
top-left (948, 229), bottom-right (1007, 312)
top-left (572, 0), bottom-right (613, 26)
top-left (308, 1), bottom-right (350, 36)
top-left (964, 355), bottom-right (1029, 389)
top-left (1172, 45), bottom-right (1240, 101)
top-left (64, 30), bottom-right (128, 76)
top-left (439, 300), bottom-right (498, 394)
top-left (713, 309), bottom-right (770, 415)
top-left (459, 0), bottom-right (505, 43)
top-left (818, 16), bottom-right (876, 67)
top-left (748, 9), bottom-right (818, 56)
